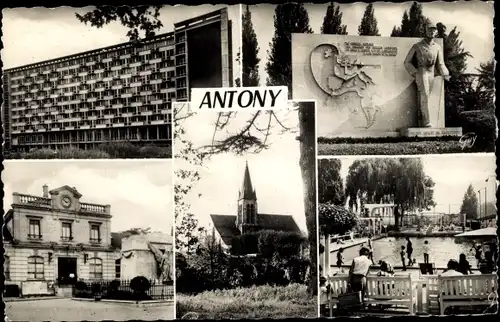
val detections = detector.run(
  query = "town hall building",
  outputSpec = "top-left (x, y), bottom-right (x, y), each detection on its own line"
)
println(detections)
top-left (3, 184), bottom-right (172, 297)
top-left (210, 162), bottom-right (302, 249)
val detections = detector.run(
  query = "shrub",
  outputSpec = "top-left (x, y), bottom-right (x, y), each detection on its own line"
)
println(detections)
top-left (319, 203), bottom-right (358, 236)
top-left (257, 230), bottom-right (306, 259)
top-left (139, 144), bottom-right (172, 158)
top-left (23, 148), bottom-right (57, 159)
top-left (98, 141), bottom-right (141, 158)
top-left (130, 276), bottom-right (151, 294)
top-left (75, 281), bottom-right (88, 291)
top-left (231, 233), bottom-right (259, 255)
top-left (459, 111), bottom-right (496, 151)
top-left (57, 147), bottom-right (110, 159)
top-left (91, 282), bottom-right (102, 294)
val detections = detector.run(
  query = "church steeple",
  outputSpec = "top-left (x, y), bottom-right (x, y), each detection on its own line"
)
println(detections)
top-left (236, 161), bottom-right (258, 234)
top-left (239, 161), bottom-right (256, 201)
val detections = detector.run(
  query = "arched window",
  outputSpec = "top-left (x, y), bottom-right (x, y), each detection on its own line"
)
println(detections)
top-left (4, 255), bottom-right (10, 280)
top-left (28, 256), bottom-right (44, 280)
top-left (89, 258), bottom-right (103, 280)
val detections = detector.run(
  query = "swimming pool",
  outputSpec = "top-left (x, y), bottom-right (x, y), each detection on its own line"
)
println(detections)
top-left (331, 237), bottom-right (480, 270)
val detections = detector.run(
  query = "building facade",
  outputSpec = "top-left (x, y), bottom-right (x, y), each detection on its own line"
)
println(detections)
top-left (3, 185), bottom-right (121, 295)
top-left (1, 8), bottom-right (233, 152)
top-left (210, 162), bottom-right (301, 249)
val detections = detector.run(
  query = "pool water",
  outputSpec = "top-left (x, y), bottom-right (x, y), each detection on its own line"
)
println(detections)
top-left (331, 237), bottom-right (479, 270)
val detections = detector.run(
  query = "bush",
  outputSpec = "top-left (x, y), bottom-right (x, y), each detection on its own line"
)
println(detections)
top-left (459, 111), bottom-right (496, 151)
top-left (75, 281), bottom-right (88, 291)
top-left (57, 147), bottom-right (110, 159)
top-left (231, 233), bottom-right (259, 255)
top-left (23, 148), bottom-right (58, 159)
top-left (130, 276), bottom-right (151, 294)
top-left (319, 203), bottom-right (358, 236)
top-left (139, 144), bottom-right (172, 158)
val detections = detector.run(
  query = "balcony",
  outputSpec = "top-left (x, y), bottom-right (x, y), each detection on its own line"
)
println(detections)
top-left (13, 193), bottom-right (51, 208)
top-left (112, 123), bottom-right (125, 127)
top-left (80, 202), bottom-right (109, 214)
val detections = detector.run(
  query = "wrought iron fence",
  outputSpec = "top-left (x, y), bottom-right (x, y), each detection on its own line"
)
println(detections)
top-left (73, 278), bottom-right (174, 301)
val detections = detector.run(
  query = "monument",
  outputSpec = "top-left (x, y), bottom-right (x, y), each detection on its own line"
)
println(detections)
top-left (292, 30), bottom-right (462, 138)
top-left (120, 232), bottom-right (173, 283)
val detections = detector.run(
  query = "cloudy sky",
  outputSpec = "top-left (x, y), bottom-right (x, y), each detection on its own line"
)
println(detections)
top-left (3, 160), bottom-right (173, 234)
top-left (2, 4), bottom-right (241, 81)
top-left (175, 101), bottom-right (309, 234)
top-left (332, 154), bottom-right (496, 214)
top-left (249, 2), bottom-right (494, 84)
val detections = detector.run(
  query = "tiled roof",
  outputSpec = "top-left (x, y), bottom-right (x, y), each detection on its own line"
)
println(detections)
top-left (210, 213), bottom-right (301, 246)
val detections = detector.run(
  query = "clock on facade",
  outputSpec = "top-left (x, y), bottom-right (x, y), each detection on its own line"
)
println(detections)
top-left (61, 195), bottom-right (72, 208)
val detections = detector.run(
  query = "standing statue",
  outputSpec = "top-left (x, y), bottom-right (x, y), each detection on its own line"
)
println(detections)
top-left (147, 242), bottom-right (173, 284)
top-left (404, 19), bottom-right (450, 128)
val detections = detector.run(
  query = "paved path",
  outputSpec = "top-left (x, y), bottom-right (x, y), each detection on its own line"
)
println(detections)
top-left (5, 298), bottom-right (174, 321)
top-left (330, 237), bottom-right (369, 253)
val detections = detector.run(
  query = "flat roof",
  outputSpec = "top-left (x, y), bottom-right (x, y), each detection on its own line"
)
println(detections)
top-left (5, 7), bottom-right (229, 73)
top-left (4, 31), bottom-right (174, 73)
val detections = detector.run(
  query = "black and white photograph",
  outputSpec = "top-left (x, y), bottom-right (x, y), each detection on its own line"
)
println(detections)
top-left (318, 154), bottom-right (498, 317)
top-left (173, 101), bottom-right (317, 319)
top-left (3, 160), bottom-right (174, 321)
top-left (1, 4), bottom-right (240, 159)
top-left (243, 2), bottom-right (495, 155)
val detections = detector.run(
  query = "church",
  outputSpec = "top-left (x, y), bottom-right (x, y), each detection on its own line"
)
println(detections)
top-left (210, 162), bottom-right (302, 249)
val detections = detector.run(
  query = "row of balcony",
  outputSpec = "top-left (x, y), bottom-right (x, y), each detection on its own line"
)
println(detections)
top-left (12, 120), bottom-right (171, 134)
top-left (8, 46), bottom-right (181, 78)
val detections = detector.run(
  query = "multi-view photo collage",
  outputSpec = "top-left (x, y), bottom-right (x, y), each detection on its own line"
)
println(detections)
top-left (0, 2), bottom-right (497, 320)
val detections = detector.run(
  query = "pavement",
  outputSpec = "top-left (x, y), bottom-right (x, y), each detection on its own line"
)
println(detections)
top-left (5, 298), bottom-right (175, 321)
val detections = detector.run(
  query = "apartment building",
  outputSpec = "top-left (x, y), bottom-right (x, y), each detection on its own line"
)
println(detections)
top-left (1, 8), bottom-right (233, 152)
top-left (3, 184), bottom-right (121, 295)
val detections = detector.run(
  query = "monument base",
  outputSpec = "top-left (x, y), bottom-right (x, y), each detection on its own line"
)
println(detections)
top-left (399, 127), bottom-right (463, 138)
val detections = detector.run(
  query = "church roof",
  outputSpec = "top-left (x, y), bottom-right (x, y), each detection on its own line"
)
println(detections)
top-left (239, 162), bottom-right (256, 200)
top-left (210, 213), bottom-right (302, 246)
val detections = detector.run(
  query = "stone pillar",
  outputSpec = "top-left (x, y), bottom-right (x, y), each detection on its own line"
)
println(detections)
top-left (324, 234), bottom-right (330, 276)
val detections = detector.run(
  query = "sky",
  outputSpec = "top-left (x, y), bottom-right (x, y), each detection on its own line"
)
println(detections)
top-left (331, 154), bottom-right (497, 215)
top-left (1, 5), bottom-right (241, 81)
top-left (175, 101), bottom-right (308, 234)
top-left (249, 2), bottom-right (494, 84)
top-left (2, 160), bottom-right (173, 234)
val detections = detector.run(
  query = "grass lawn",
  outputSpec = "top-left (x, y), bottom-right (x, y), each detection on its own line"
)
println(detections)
top-left (176, 284), bottom-right (317, 319)
top-left (318, 140), bottom-right (470, 156)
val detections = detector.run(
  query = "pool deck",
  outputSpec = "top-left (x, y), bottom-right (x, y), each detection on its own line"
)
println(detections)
top-left (329, 234), bottom-right (387, 253)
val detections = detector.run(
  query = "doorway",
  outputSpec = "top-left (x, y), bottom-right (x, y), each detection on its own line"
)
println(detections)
top-left (58, 257), bottom-right (77, 285)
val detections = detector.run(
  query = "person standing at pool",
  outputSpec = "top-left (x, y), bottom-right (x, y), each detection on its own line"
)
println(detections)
top-left (367, 234), bottom-right (375, 264)
top-left (406, 237), bottom-right (414, 266)
top-left (422, 240), bottom-right (430, 264)
top-left (400, 246), bottom-right (407, 271)
top-left (336, 248), bottom-right (344, 273)
top-left (472, 244), bottom-right (482, 268)
top-left (348, 247), bottom-right (372, 303)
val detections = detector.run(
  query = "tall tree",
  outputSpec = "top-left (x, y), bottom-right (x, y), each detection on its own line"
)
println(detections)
top-left (345, 158), bottom-right (435, 229)
top-left (242, 5), bottom-right (261, 86)
top-left (266, 3), bottom-right (313, 96)
top-left (321, 3), bottom-right (348, 35)
top-left (390, 3), bottom-right (425, 38)
top-left (75, 6), bottom-right (164, 41)
top-left (318, 158), bottom-right (345, 205)
top-left (358, 3), bottom-right (380, 36)
top-left (476, 59), bottom-right (495, 108)
top-left (460, 184), bottom-right (479, 220)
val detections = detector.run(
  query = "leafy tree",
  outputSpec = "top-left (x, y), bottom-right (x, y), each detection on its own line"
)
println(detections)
top-left (476, 59), bottom-right (495, 109)
top-left (358, 3), bottom-right (380, 36)
top-left (75, 6), bottom-right (164, 41)
top-left (319, 203), bottom-right (358, 236)
top-left (242, 5), bottom-right (260, 86)
top-left (460, 184), bottom-right (479, 220)
top-left (345, 158), bottom-right (435, 229)
top-left (266, 3), bottom-right (313, 96)
top-left (321, 2), bottom-right (348, 35)
top-left (318, 158), bottom-right (345, 205)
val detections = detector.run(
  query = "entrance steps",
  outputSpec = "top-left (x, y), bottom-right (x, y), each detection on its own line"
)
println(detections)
top-left (56, 286), bottom-right (73, 298)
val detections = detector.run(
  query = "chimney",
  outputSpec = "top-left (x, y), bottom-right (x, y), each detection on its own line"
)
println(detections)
top-left (43, 185), bottom-right (49, 198)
